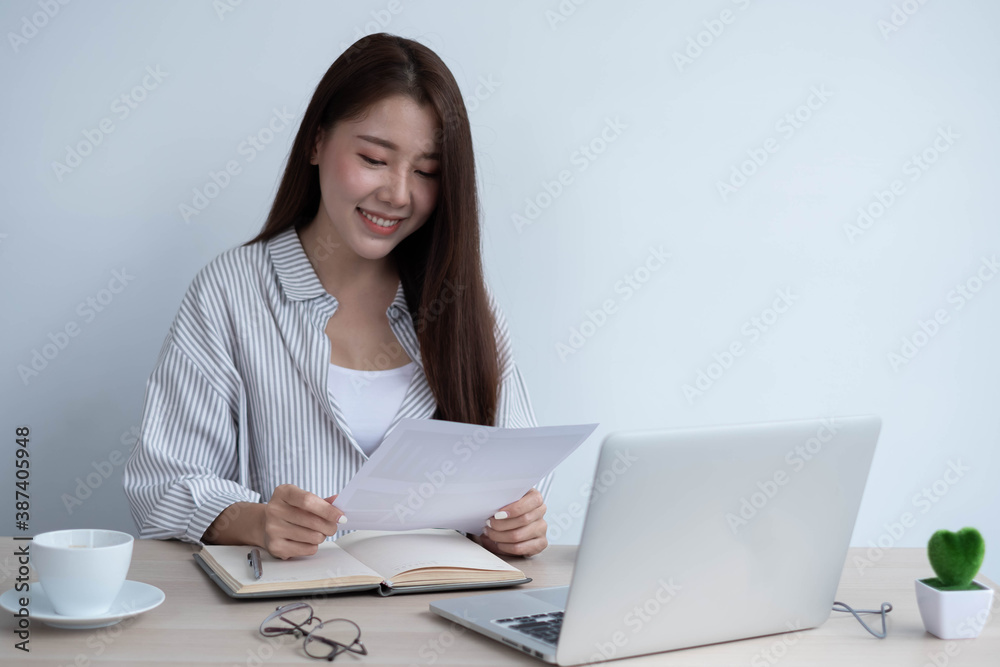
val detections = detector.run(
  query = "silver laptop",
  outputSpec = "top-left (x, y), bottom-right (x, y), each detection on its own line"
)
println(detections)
top-left (430, 414), bottom-right (881, 665)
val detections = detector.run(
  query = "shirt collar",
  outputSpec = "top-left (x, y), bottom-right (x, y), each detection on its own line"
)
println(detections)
top-left (267, 226), bottom-right (409, 319)
top-left (267, 226), bottom-right (328, 301)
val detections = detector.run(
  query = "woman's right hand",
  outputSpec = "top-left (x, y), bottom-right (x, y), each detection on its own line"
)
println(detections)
top-left (259, 484), bottom-right (347, 559)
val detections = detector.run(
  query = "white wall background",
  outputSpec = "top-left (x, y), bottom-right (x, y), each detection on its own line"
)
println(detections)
top-left (2, 1), bottom-right (998, 582)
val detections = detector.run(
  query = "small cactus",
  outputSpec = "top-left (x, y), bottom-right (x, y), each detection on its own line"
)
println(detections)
top-left (925, 527), bottom-right (985, 591)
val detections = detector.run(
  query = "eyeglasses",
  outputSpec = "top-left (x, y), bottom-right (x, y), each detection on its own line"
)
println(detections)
top-left (259, 602), bottom-right (367, 661)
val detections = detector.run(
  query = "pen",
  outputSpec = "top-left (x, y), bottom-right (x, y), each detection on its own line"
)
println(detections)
top-left (247, 547), bottom-right (263, 580)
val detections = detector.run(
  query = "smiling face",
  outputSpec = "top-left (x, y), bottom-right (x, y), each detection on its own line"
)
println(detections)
top-left (308, 94), bottom-right (442, 263)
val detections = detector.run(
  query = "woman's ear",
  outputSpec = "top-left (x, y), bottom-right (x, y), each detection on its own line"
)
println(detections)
top-left (309, 128), bottom-right (326, 165)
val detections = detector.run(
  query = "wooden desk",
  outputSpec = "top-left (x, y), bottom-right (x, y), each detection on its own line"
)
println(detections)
top-left (1, 538), bottom-right (997, 666)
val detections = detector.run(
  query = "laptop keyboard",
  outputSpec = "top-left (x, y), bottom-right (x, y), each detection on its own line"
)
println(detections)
top-left (493, 610), bottom-right (564, 646)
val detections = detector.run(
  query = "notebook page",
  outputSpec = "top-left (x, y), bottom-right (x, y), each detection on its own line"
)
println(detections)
top-left (335, 529), bottom-right (521, 581)
top-left (203, 541), bottom-right (383, 588)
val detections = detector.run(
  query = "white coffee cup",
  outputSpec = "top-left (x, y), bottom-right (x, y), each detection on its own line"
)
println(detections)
top-left (32, 529), bottom-right (134, 617)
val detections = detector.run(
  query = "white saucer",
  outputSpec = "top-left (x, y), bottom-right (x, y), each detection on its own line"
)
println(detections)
top-left (0, 580), bottom-right (165, 629)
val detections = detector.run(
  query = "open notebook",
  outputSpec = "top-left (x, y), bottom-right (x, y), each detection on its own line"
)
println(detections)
top-left (194, 528), bottom-right (531, 598)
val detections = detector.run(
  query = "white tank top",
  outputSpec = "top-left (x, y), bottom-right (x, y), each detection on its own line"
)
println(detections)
top-left (326, 360), bottom-right (417, 457)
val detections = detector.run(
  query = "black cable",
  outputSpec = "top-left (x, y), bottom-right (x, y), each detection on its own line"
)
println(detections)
top-left (831, 601), bottom-right (893, 639)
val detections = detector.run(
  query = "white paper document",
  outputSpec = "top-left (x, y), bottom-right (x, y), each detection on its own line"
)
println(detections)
top-left (333, 418), bottom-right (598, 534)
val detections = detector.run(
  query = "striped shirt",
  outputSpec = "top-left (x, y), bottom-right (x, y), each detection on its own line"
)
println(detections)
top-left (122, 226), bottom-right (552, 545)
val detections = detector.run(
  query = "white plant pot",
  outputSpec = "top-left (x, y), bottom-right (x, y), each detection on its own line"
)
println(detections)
top-left (914, 578), bottom-right (995, 639)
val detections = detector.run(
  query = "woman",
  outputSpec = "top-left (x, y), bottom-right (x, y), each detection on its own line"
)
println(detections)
top-left (123, 33), bottom-right (552, 560)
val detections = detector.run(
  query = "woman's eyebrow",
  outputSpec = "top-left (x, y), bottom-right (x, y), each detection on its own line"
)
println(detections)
top-left (356, 134), bottom-right (441, 160)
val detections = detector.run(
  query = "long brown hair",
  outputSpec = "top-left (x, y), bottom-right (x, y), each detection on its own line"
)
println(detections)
top-left (244, 33), bottom-right (501, 426)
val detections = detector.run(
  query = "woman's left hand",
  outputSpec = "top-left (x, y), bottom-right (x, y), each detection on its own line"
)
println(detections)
top-left (476, 488), bottom-right (548, 557)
